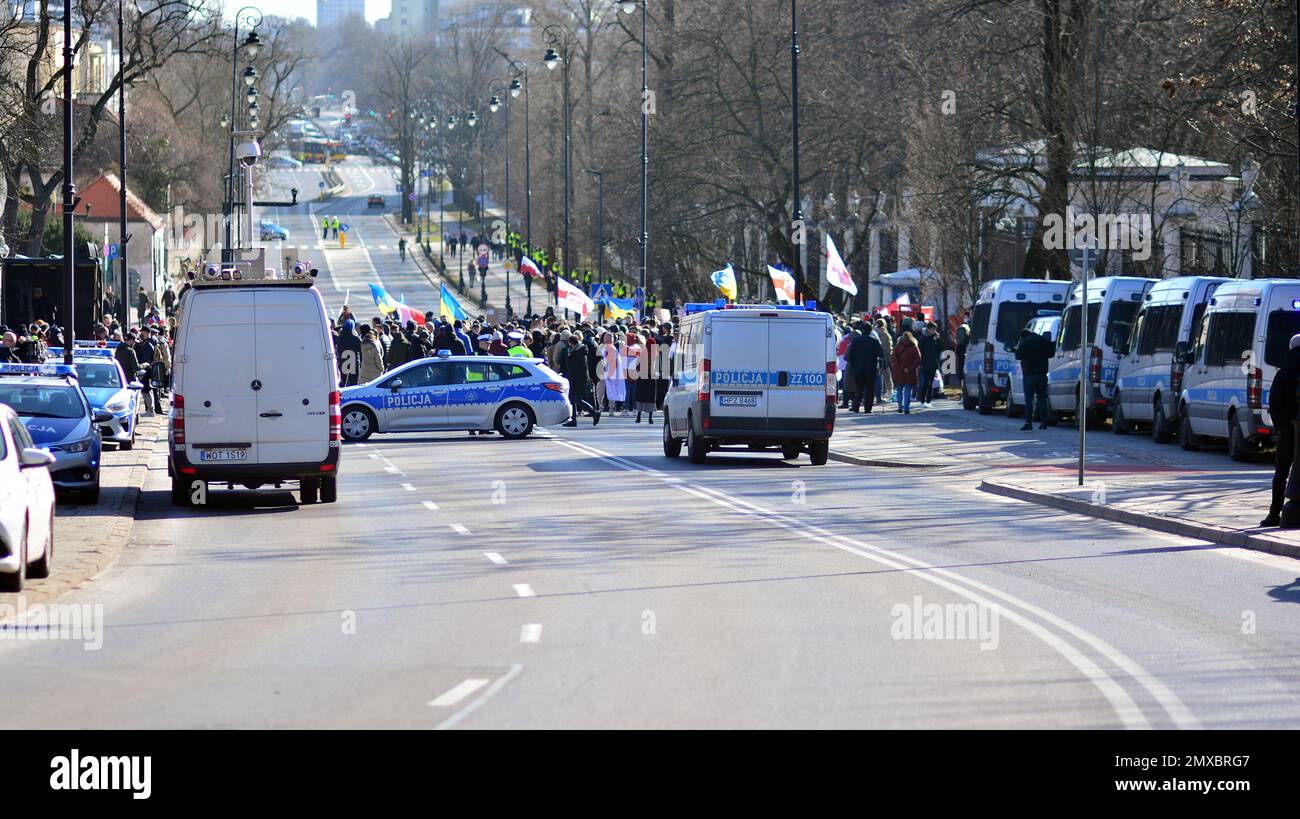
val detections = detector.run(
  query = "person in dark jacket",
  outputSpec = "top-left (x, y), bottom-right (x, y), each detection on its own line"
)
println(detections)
top-left (1262, 334), bottom-right (1300, 526)
top-left (846, 323), bottom-right (884, 413)
top-left (916, 323), bottom-right (943, 406)
top-left (560, 334), bottom-right (599, 426)
top-left (114, 334), bottom-right (140, 383)
top-left (336, 319), bottom-right (362, 386)
top-left (1015, 327), bottom-right (1054, 431)
top-left (387, 325), bottom-right (410, 369)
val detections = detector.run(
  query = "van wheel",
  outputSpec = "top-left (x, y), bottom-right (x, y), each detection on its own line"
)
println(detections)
top-left (320, 476), bottom-right (338, 503)
top-left (662, 415), bottom-right (682, 458)
top-left (1152, 401), bottom-right (1174, 444)
top-left (962, 387), bottom-right (978, 411)
top-left (171, 475), bottom-right (195, 507)
top-left (1179, 412), bottom-right (1200, 451)
top-left (1228, 413), bottom-right (1254, 462)
top-left (687, 420), bottom-right (708, 464)
top-left (977, 386), bottom-right (993, 415)
top-left (809, 440), bottom-right (829, 466)
top-left (28, 510), bottom-right (53, 579)
top-left (1112, 393), bottom-right (1131, 435)
top-left (495, 403), bottom-right (534, 439)
top-left (341, 406), bottom-right (376, 442)
top-left (0, 527), bottom-right (25, 593)
top-left (782, 443), bottom-right (802, 460)
top-left (300, 477), bottom-right (320, 504)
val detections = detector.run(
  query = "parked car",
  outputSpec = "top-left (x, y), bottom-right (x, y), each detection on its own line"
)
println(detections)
top-left (0, 364), bottom-right (108, 502)
top-left (0, 402), bottom-right (56, 592)
top-left (260, 219), bottom-right (289, 240)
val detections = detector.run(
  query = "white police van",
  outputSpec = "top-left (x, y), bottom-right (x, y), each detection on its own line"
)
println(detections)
top-left (338, 352), bottom-right (570, 440)
top-left (168, 260), bottom-right (340, 506)
top-left (963, 279), bottom-right (1070, 414)
top-left (1047, 276), bottom-right (1155, 425)
top-left (663, 302), bottom-right (835, 465)
top-left (1005, 312), bottom-right (1062, 418)
top-left (1110, 276), bottom-right (1227, 440)
top-left (1177, 278), bottom-right (1300, 460)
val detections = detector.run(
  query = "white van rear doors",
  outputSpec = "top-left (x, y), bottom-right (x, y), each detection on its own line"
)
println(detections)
top-left (767, 317), bottom-right (829, 423)
top-left (181, 289), bottom-right (262, 464)
top-left (709, 317), bottom-right (769, 424)
top-left (252, 288), bottom-right (332, 464)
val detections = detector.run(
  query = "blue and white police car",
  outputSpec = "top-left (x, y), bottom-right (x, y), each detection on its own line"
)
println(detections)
top-left (0, 363), bottom-right (111, 502)
top-left (339, 353), bottom-right (570, 441)
top-left (48, 346), bottom-right (143, 450)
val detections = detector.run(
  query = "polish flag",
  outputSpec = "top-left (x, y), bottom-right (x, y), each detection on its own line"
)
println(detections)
top-left (557, 275), bottom-right (595, 316)
top-left (520, 255), bottom-right (542, 279)
top-left (824, 235), bottom-right (857, 296)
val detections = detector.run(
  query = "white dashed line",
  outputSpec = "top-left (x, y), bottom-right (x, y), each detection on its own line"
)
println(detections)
top-left (433, 664), bottom-right (524, 730)
top-left (401, 483), bottom-right (416, 491)
top-left (512, 584), bottom-right (535, 598)
top-left (384, 466), bottom-right (399, 474)
top-left (450, 523), bottom-right (471, 535)
top-left (520, 624), bottom-right (542, 643)
top-left (483, 552), bottom-right (508, 565)
top-left (428, 678), bottom-right (490, 707)
top-left (421, 500), bottom-right (439, 510)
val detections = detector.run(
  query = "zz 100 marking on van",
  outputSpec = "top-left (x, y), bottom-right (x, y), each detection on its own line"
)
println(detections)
top-left (711, 369), bottom-right (826, 388)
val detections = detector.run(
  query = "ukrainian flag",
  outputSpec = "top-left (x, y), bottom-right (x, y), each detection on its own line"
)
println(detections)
top-left (440, 283), bottom-right (468, 321)
top-left (600, 297), bottom-right (635, 321)
top-left (710, 263), bottom-right (737, 301)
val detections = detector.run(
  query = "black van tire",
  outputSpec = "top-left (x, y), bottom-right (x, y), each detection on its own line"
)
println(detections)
top-left (1152, 400), bottom-right (1174, 444)
top-left (300, 477), bottom-right (320, 504)
top-left (782, 442), bottom-right (802, 460)
top-left (1005, 391), bottom-right (1022, 418)
top-left (171, 475), bottom-right (195, 506)
top-left (1112, 393), bottom-right (1131, 435)
top-left (687, 420), bottom-right (708, 464)
top-left (1227, 413), bottom-right (1254, 462)
top-left (809, 440), bottom-right (829, 466)
top-left (1179, 411), bottom-right (1200, 451)
top-left (962, 388), bottom-right (978, 411)
top-left (977, 384), bottom-right (994, 415)
top-left (663, 415), bottom-right (682, 458)
top-left (320, 475), bottom-right (338, 503)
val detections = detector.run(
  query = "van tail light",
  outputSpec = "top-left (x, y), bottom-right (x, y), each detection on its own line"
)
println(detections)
top-left (983, 341), bottom-right (993, 375)
top-left (1170, 363), bottom-right (1183, 396)
top-left (1089, 346), bottom-right (1102, 386)
top-left (698, 357), bottom-right (711, 402)
top-left (328, 390), bottom-right (341, 441)
top-left (825, 360), bottom-right (837, 398)
top-left (171, 393), bottom-right (185, 446)
top-left (1247, 367), bottom-right (1263, 410)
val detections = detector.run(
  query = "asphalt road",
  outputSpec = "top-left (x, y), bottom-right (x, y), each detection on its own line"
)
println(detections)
top-left (1, 414), bottom-right (1297, 729)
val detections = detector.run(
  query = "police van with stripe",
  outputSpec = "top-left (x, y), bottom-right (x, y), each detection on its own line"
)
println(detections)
top-left (963, 279), bottom-right (1071, 414)
top-left (663, 302), bottom-right (836, 465)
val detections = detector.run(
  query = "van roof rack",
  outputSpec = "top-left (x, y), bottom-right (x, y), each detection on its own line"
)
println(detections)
top-left (186, 257), bottom-right (318, 287)
top-left (683, 300), bottom-right (821, 315)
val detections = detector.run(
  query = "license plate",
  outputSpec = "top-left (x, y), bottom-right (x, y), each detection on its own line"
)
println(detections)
top-left (198, 448), bottom-right (248, 462)
top-left (718, 394), bottom-right (759, 407)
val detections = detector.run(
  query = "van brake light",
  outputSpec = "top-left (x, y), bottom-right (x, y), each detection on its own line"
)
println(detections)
top-left (1089, 346), bottom-right (1103, 386)
top-left (825, 360), bottom-right (837, 398)
top-left (983, 341), bottom-right (994, 375)
top-left (328, 390), bottom-right (341, 441)
top-left (1248, 367), bottom-right (1263, 410)
top-left (171, 393), bottom-right (185, 446)
top-left (698, 357), bottom-right (711, 402)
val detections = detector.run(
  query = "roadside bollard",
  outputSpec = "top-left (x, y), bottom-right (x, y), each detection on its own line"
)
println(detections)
top-left (1280, 393), bottom-right (1300, 527)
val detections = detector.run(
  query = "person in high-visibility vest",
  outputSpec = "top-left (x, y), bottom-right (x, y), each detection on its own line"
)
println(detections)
top-left (506, 330), bottom-right (530, 357)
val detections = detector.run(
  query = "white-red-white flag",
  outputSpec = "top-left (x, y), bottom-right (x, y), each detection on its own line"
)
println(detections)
top-left (520, 255), bottom-right (542, 279)
top-left (824, 235), bottom-right (857, 296)
top-left (557, 275), bottom-right (595, 316)
top-left (767, 265), bottom-right (796, 304)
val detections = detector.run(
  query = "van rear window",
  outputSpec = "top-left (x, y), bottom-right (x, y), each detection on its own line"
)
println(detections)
top-left (1135, 305), bottom-right (1181, 355)
top-left (970, 303), bottom-right (991, 342)
top-left (1205, 312), bottom-right (1255, 367)
top-left (1264, 310), bottom-right (1300, 368)
top-left (1105, 301), bottom-right (1140, 350)
top-left (1059, 304), bottom-right (1100, 351)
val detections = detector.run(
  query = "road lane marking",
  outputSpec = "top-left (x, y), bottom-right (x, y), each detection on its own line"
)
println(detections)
top-left (520, 624), bottom-right (542, 643)
top-left (550, 436), bottom-right (1198, 730)
top-left (450, 523), bottom-right (470, 535)
top-left (421, 500), bottom-right (439, 510)
top-left (484, 552), bottom-right (508, 565)
top-left (512, 584), bottom-right (535, 598)
top-left (401, 483), bottom-right (416, 491)
top-left (428, 678), bottom-right (489, 707)
top-left (433, 664), bottom-right (524, 730)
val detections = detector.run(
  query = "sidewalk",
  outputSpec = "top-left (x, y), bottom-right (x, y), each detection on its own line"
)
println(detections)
top-left (0, 414), bottom-right (165, 607)
top-left (824, 396), bottom-right (1300, 559)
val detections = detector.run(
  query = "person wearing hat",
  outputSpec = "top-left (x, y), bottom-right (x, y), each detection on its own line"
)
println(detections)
top-left (1262, 333), bottom-right (1300, 526)
top-left (506, 330), bottom-right (530, 357)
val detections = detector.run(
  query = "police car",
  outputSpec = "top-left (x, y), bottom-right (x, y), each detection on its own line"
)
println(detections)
top-left (0, 363), bottom-right (111, 503)
top-left (339, 352), bottom-right (570, 441)
top-left (48, 345), bottom-right (143, 450)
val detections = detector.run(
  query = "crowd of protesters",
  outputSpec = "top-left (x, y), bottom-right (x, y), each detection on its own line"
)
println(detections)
top-left (834, 312), bottom-right (953, 415)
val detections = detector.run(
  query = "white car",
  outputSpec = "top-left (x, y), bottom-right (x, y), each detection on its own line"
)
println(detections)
top-left (0, 403), bottom-right (56, 592)
top-left (265, 155), bottom-right (304, 169)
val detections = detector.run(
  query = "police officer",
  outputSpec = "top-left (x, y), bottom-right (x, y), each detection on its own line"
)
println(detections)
top-left (1262, 333), bottom-right (1300, 526)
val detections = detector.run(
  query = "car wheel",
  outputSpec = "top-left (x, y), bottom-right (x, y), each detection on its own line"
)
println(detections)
top-left (781, 443), bottom-right (802, 460)
top-left (341, 406), bottom-right (376, 441)
top-left (1228, 413), bottom-right (1254, 462)
top-left (687, 418), bottom-right (708, 464)
top-left (1004, 392), bottom-right (1020, 418)
top-left (977, 385), bottom-right (993, 415)
top-left (1179, 411), bottom-right (1200, 451)
top-left (662, 415), bottom-right (682, 458)
top-left (809, 440), bottom-right (830, 466)
top-left (300, 477), bottom-right (320, 504)
top-left (495, 403), bottom-right (534, 439)
top-left (962, 386), bottom-right (978, 411)
top-left (320, 476), bottom-right (338, 503)
top-left (1112, 393), bottom-right (1130, 435)
top-left (1152, 401), bottom-right (1174, 444)
top-left (28, 510), bottom-right (53, 579)
top-left (1, 525), bottom-right (26, 592)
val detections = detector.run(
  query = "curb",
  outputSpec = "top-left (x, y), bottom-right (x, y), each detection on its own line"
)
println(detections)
top-left (828, 450), bottom-right (944, 469)
top-left (979, 479), bottom-right (1300, 560)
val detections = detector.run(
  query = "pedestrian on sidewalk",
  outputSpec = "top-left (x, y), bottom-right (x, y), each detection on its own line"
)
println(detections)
top-left (1015, 326), bottom-right (1053, 431)
top-left (874, 317), bottom-right (894, 403)
top-left (846, 321), bottom-right (884, 413)
top-left (398, 237), bottom-right (407, 261)
top-left (891, 331), bottom-right (921, 415)
top-left (1262, 333), bottom-right (1300, 526)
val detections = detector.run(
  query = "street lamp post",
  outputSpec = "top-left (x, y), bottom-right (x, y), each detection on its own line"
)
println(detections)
top-left (116, 0), bottom-right (133, 328)
top-left (222, 7), bottom-right (262, 262)
top-left (61, 0), bottom-right (76, 362)
top-left (500, 53), bottom-right (532, 316)
top-left (617, 0), bottom-right (649, 315)
top-left (488, 79), bottom-right (512, 319)
top-left (789, 0), bottom-right (804, 302)
top-left (585, 169), bottom-right (604, 283)
top-left (542, 25), bottom-right (574, 301)
top-left (466, 110), bottom-right (487, 305)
